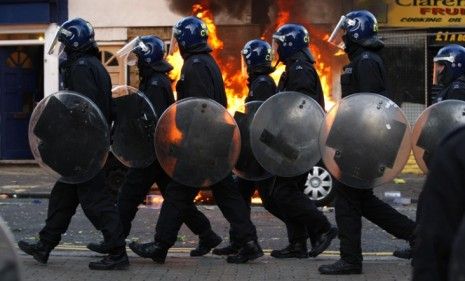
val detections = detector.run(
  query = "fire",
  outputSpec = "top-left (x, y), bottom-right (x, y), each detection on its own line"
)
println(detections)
top-left (166, 3), bottom-right (248, 115)
top-left (163, 3), bottom-right (338, 204)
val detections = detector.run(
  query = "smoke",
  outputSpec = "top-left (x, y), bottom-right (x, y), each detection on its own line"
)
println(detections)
top-left (166, 0), bottom-right (253, 19)
top-left (165, 0), bottom-right (315, 26)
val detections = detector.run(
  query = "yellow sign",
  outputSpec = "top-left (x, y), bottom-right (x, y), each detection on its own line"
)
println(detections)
top-left (433, 30), bottom-right (465, 42)
top-left (385, 0), bottom-right (465, 27)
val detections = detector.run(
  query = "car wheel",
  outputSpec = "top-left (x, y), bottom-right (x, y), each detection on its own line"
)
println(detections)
top-left (303, 166), bottom-right (335, 207)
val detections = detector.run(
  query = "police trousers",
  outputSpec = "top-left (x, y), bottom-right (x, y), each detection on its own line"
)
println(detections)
top-left (335, 184), bottom-right (415, 265)
top-left (117, 161), bottom-right (210, 238)
top-left (155, 174), bottom-right (257, 248)
top-left (39, 170), bottom-right (125, 251)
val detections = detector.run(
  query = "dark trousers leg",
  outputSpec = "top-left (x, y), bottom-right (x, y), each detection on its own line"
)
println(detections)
top-left (258, 177), bottom-right (308, 244)
top-left (117, 164), bottom-right (157, 238)
top-left (273, 177), bottom-right (330, 240)
top-left (39, 181), bottom-right (79, 247)
top-left (211, 175), bottom-right (257, 246)
top-left (78, 171), bottom-right (126, 250)
top-left (335, 185), bottom-right (364, 265)
top-left (155, 182), bottom-right (212, 248)
top-left (361, 191), bottom-right (415, 240)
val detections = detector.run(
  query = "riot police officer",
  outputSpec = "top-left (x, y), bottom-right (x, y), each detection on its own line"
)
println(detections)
top-left (268, 24), bottom-right (337, 259)
top-left (87, 35), bottom-right (220, 257)
top-left (17, 18), bottom-right (129, 270)
top-left (213, 39), bottom-right (277, 256)
top-left (318, 10), bottom-right (415, 275)
top-left (129, 16), bottom-right (263, 264)
top-left (433, 44), bottom-right (465, 103)
top-left (412, 124), bottom-right (465, 281)
top-left (394, 44), bottom-right (465, 260)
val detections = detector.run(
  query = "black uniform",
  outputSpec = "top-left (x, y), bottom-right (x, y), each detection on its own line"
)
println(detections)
top-left (154, 50), bottom-right (258, 249)
top-left (434, 75), bottom-right (465, 103)
top-left (274, 50), bottom-right (331, 247)
top-left (116, 63), bottom-right (212, 239)
top-left (412, 126), bottom-right (465, 281)
top-left (449, 215), bottom-right (465, 281)
top-left (335, 47), bottom-right (415, 266)
top-left (39, 51), bottom-right (125, 252)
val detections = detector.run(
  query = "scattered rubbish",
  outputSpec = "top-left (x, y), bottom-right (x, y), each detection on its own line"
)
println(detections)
top-left (0, 194), bottom-right (8, 199)
top-left (393, 178), bottom-right (406, 184)
top-left (384, 191), bottom-right (412, 206)
top-left (177, 235), bottom-right (186, 242)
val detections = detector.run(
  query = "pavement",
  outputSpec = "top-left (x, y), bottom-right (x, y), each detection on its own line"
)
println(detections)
top-left (0, 164), bottom-right (422, 280)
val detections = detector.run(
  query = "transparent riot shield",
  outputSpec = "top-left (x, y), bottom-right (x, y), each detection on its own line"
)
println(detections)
top-left (111, 85), bottom-right (158, 168)
top-left (250, 91), bottom-right (325, 177)
top-left (233, 101), bottom-right (272, 181)
top-left (320, 93), bottom-right (411, 189)
top-left (0, 217), bottom-right (22, 281)
top-left (412, 100), bottom-right (465, 173)
top-left (155, 98), bottom-right (241, 187)
top-left (29, 91), bottom-right (110, 184)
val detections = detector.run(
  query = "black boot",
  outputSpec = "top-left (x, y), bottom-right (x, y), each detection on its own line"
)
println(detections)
top-left (88, 247), bottom-right (129, 270)
top-left (270, 241), bottom-right (308, 259)
top-left (18, 240), bottom-right (53, 264)
top-left (87, 241), bottom-right (109, 254)
top-left (190, 231), bottom-right (222, 257)
top-left (318, 259), bottom-right (362, 275)
top-left (212, 244), bottom-right (240, 256)
top-left (129, 241), bottom-right (168, 264)
top-left (309, 226), bottom-right (338, 257)
top-left (226, 240), bottom-right (264, 264)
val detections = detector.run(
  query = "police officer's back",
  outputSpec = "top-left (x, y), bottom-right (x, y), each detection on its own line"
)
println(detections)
top-left (319, 10), bottom-right (415, 275)
top-left (17, 18), bottom-right (128, 270)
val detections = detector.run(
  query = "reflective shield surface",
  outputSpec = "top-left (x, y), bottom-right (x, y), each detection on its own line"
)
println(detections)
top-left (29, 91), bottom-right (110, 183)
top-left (155, 98), bottom-right (241, 187)
top-left (412, 100), bottom-right (465, 173)
top-left (320, 93), bottom-right (411, 189)
top-left (250, 91), bottom-right (325, 177)
top-left (233, 101), bottom-right (272, 180)
top-left (111, 85), bottom-right (158, 168)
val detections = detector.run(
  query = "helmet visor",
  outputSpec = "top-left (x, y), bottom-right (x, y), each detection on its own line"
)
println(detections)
top-left (117, 37), bottom-right (149, 66)
top-left (47, 27), bottom-right (72, 56)
top-left (241, 50), bottom-right (249, 80)
top-left (433, 62), bottom-right (446, 85)
top-left (168, 34), bottom-right (179, 56)
top-left (271, 38), bottom-right (281, 63)
top-left (328, 16), bottom-right (354, 49)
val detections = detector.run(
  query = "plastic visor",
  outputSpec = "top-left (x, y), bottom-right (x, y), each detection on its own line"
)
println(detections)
top-left (168, 34), bottom-right (179, 56)
top-left (433, 62), bottom-right (446, 85)
top-left (271, 38), bottom-right (281, 64)
top-left (241, 54), bottom-right (248, 80)
top-left (328, 16), bottom-right (355, 49)
top-left (117, 37), bottom-right (149, 66)
top-left (47, 27), bottom-right (72, 56)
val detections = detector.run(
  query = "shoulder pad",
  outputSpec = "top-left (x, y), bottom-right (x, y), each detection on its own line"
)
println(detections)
top-left (452, 81), bottom-right (465, 90)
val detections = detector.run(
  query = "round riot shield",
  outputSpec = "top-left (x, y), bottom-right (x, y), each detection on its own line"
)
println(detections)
top-left (250, 91), bottom-right (325, 177)
top-left (155, 98), bottom-right (241, 187)
top-left (233, 101), bottom-right (272, 180)
top-left (320, 93), bottom-right (411, 189)
top-left (0, 217), bottom-right (22, 281)
top-left (412, 100), bottom-right (465, 173)
top-left (111, 85), bottom-right (158, 168)
top-left (29, 91), bottom-right (110, 184)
